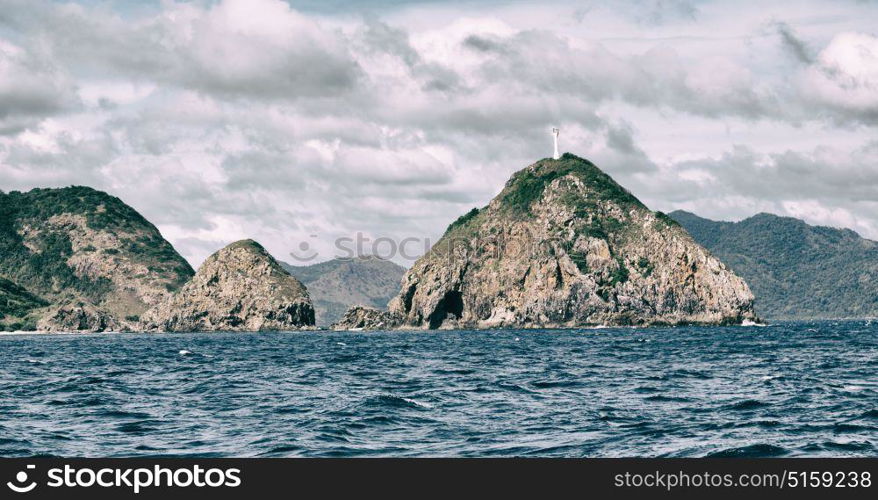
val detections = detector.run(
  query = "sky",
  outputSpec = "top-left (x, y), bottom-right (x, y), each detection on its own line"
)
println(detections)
top-left (1, 0), bottom-right (877, 267)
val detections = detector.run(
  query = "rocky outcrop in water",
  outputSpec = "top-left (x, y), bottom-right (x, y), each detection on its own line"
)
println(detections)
top-left (142, 240), bottom-right (315, 332)
top-left (332, 305), bottom-right (402, 331)
top-left (339, 154), bottom-right (755, 330)
top-left (0, 186), bottom-right (194, 332)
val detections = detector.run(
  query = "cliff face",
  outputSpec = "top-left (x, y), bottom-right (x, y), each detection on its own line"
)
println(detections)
top-left (281, 257), bottom-right (406, 326)
top-left (142, 240), bottom-right (315, 332)
top-left (349, 154), bottom-right (754, 330)
top-left (671, 210), bottom-right (878, 319)
top-left (37, 301), bottom-right (121, 333)
top-left (0, 187), bottom-right (194, 332)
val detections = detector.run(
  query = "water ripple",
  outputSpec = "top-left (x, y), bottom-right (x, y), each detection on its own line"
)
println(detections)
top-left (0, 320), bottom-right (875, 457)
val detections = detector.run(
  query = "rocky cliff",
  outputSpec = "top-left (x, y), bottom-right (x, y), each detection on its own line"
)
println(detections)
top-left (0, 187), bottom-right (194, 331)
top-left (142, 240), bottom-right (315, 332)
top-left (281, 256), bottom-right (406, 326)
top-left (337, 154), bottom-right (755, 330)
top-left (671, 210), bottom-right (878, 319)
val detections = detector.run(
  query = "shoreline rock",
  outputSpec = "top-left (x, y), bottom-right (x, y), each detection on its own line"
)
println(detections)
top-left (37, 301), bottom-right (123, 333)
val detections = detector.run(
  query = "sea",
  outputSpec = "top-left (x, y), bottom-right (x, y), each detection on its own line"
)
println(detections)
top-left (1, 320), bottom-right (876, 457)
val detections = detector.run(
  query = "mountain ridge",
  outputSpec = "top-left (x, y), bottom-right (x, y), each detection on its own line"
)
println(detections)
top-left (670, 210), bottom-right (878, 319)
top-left (0, 186), bottom-right (194, 331)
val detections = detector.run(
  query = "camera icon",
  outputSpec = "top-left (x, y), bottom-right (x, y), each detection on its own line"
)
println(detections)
top-left (7, 465), bottom-right (37, 493)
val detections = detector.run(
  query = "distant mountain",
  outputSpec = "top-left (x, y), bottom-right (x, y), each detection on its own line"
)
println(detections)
top-left (281, 257), bottom-right (406, 326)
top-left (0, 186), bottom-right (194, 331)
top-left (670, 210), bottom-right (878, 319)
top-left (0, 277), bottom-right (47, 331)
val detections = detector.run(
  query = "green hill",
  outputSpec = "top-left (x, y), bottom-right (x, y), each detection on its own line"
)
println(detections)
top-left (0, 277), bottom-right (48, 331)
top-left (670, 210), bottom-right (878, 319)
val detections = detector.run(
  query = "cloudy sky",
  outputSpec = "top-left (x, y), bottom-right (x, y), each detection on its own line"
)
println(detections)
top-left (1, 0), bottom-right (877, 266)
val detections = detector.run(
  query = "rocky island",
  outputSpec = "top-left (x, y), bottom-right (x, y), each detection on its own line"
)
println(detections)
top-left (671, 210), bottom-right (878, 319)
top-left (0, 187), bottom-right (313, 333)
top-left (335, 154), bottom-right (756, 330)
top-left (2, 155), bottom-right (760, 333)
top-left (141, 240), bottom-right (315, 332)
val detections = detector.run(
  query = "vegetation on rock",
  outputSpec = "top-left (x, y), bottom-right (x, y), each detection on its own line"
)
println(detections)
top-left (445, 208), bottom-right (481, 234)
top-left (0, 277), bottom-right (47, 331)
top-left (342, 154), bottom-right (755, 329)
top-left (500, 153), bottom-right (642, 215)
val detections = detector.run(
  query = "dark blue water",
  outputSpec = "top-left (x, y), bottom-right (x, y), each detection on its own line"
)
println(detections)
top-left (1, 321), bottom-right (876, 457)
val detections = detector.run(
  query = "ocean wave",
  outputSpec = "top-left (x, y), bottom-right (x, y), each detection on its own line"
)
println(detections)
top-left (644, 395), bottom-right (691, 403)
top-left (706, 444), bottom-right (789, 457)
top-left (668, 368), bottom-right (713, 380)
top-left (530, 379), bottom-right (580, 389)
top-left (1, 321), bottom-right (875, 457)
top-left (820, 440), bottom-right (874, 452)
